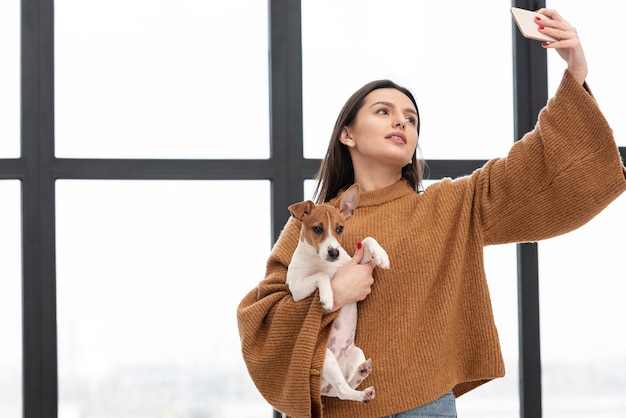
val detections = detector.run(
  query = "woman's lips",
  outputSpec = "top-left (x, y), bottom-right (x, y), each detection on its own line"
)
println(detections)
top-left (386, 131), bottom-right (407, 144)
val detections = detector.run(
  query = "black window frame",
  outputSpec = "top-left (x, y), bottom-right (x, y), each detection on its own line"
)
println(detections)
top-left (1, 1), bottom-right (623, 417)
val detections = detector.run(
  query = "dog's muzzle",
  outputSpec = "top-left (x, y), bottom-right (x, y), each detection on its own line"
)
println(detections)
top-left (327, 247), bottom-right (340, 261)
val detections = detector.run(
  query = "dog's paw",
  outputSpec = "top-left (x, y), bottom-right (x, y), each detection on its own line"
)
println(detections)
top-left (373, 250), bottom-right (390, 269)
top-left (319, 295), bottom-right (334, 311)
top-left (361, 386), bottom-right (375, 404)
top-left (358, 358), bottom-right (373, 377)
top-left (362, 237), bottom-right (390, 269)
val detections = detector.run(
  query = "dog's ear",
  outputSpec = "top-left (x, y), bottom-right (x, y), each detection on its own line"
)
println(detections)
top-left (338, 184), bottom-right (360, 219)
top-left (288, 200), bottom-right (315, 221)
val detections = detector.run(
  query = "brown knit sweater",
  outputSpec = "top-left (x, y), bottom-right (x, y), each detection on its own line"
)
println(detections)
top-left (237, 71), bottom-right (626, 418)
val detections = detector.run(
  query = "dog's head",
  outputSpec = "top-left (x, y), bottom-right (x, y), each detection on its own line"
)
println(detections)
top-left (288, 184), bottom-right (360, 262)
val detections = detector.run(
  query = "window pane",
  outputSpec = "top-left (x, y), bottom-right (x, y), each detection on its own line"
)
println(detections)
top-left (56, 180), bottom-right (272, 417)
top-left (548, 0), bottom-right (626, 147)
top-left (419, 181), bottom-right (520, 417)
top-left (302, 0), bottom-right (514, 160)
top-left (54, 1), bottom-right (269, 159)
top-left (0, 1), bottom-right (20, 158)
top-left (307, 179), bottom-right (521, 416)
top-left (457, 243), bottom-right (520, 417)
top-left (0, 181), bottom-right (22, 418)
top-left (539, 194), bottom-right (626, 417)
top-left (544, 2), bottom-right (626, 416)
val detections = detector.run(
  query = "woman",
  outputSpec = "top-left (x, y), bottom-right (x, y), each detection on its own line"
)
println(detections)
top-left (237, 9), bottom-right (626, 418)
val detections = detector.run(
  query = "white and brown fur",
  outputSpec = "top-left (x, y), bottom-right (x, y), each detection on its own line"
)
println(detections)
top-left (286, 184), bottom-right (390, 403)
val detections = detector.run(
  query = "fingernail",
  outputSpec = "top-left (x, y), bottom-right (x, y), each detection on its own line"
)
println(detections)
top-left (357, 242), bottom-right (362, 249)
top-left (535, 16), bottom-right (541, 21)
top-left (538, 26), bottom-right (545, 30)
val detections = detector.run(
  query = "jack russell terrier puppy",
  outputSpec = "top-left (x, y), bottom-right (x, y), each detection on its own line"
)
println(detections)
top-left (286, 183), bottom-right (390, 403)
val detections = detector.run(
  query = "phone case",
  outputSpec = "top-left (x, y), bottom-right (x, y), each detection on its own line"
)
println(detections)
top-left (511, 7), bottom-right (558, 42)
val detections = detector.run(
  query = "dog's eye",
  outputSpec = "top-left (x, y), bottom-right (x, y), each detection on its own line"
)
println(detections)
top-left (312, 225), bottom-right (323, 234)
top-left (336, 226), bottom-right (343, 234)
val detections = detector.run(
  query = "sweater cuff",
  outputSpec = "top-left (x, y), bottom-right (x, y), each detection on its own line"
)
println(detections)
top-left (563, 69), bottom-right (592, 96)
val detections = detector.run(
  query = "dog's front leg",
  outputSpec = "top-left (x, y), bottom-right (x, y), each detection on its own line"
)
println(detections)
top-left (316, 273), bottom-right (333, 310)
top-left (288, 272), bottom-right (333, 310)
top-left (361, 237), bottom-right (390, 269)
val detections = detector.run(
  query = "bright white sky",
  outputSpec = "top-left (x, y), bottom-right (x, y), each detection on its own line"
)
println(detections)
top-left (1, 1), bottom-right (625, 417)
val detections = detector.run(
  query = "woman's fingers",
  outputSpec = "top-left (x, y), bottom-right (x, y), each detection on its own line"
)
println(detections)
top-left (536, 8), bottom-right (588, 84)
top-left (537, 8), bottom-right (575, 41)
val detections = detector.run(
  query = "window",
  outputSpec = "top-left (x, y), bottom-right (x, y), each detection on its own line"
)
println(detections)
top-left (0, 181), bottom-right (22, 418)
top-left (0, 1), bottom-right (20, 158)
top-left (302, 3), bottom-right (520, 415)
top-left (541, 2), bottom-right (626, 416)
top-left (54, 0), bottom-right (270, 159)
top-left (11, 1), bottom-right (625, 417)
top-left (302, 0), bottom-right (514, 161)
top-left (56, 180), bottom-right (271, 417)
top-left (547, 0), bottom-right (626, 148)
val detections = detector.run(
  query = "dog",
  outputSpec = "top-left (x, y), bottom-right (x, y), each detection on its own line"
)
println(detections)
top-left (286, 183), bottom-right (390, 403)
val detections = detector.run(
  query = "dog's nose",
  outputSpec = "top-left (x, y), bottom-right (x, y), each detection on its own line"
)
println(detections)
top-left (327, 247), bottom-right (340, 260)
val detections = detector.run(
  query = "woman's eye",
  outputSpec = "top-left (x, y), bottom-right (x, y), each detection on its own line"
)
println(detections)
top-left (377, 108), bottom-right (389, 115)
top-left (406, 116), bottom-right (416, 125)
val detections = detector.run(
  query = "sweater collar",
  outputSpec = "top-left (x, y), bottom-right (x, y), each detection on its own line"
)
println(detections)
top-left (335, 179), bottom-right (416, 208)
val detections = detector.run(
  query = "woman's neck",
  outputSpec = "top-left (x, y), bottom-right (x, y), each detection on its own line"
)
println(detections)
top-left (353, 170), bottom-right (402, 192)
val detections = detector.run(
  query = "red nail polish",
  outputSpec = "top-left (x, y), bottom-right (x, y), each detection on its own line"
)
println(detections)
top-left (538, 26), bottom-right (545, 30)
top-left (535, 16), bottom-right (541, 21)
top-left (357, 242), bottom-right (362, 249)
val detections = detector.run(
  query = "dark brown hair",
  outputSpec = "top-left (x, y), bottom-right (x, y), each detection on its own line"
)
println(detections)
top-left (313, 79), bottom-right (424, 203)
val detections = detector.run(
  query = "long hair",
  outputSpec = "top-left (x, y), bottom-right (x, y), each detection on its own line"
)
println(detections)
top-left (312, 79), bottom-right (424, 204)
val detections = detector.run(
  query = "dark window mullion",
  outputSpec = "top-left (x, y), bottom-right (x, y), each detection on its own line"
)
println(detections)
top-left (21, 0), bottom-right (58, 417)
top-left (268, 0), bottom-right (305, 243)
top-left (511, 1), bottom-right (548, 417)
top-left (0, 159), bottom-right (24, 179)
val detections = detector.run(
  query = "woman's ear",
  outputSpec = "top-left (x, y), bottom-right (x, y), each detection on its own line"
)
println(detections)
top-left (339, 127), bottom-right (355, 147)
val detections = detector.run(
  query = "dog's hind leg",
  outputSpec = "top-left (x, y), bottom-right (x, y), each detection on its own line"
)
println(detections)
top-left (346, 356), bottom-right (372, 389)
top-left (322, 349), bottom-right (376, 403)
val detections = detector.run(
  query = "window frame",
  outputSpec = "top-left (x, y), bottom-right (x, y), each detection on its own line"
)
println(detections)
top-left (1, 1), bottom-right (623, 417)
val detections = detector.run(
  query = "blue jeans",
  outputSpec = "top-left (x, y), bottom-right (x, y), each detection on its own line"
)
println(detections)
top-left (381, 391), bottom-right (457, 418)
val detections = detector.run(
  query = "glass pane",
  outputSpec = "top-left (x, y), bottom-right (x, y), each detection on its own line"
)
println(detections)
top-left (457, 242), bottom-right (520, 418)
top-left (548, 0), bottom-right (626, 147)
top-left (56, 180), bottom-right (272, 417)
top-left (307, 179), bottom-right (521, 416)
top-left (0, 1), bottom-right (20, 158)
top-left (0, 181), bottom-right (22, 418)
top-left (304, 179), bottom-right (316, 202)
top-left (54, 1), bottom-right (269, 159)
top-left (302, 0), bottom-right (514, 160)
top-left (539, 194), bottom-right (626, 417)
top-left (543, 2), bottom-right (626, 417)
top-left (415, 181), bottom-right (521, 417)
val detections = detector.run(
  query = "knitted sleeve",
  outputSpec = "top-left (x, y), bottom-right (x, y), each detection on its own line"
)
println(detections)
top-left (477, 70), bottom-right (626, 244)
top-left (237, 216), bottom-right (335, 417)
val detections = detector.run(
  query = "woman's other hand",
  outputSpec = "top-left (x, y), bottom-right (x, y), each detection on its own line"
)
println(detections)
top-left (323, 242), bottom-right (375, 314)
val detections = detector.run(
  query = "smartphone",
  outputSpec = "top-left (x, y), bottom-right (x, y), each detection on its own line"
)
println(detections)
top-left (511, 7), bottom-right (558, 42)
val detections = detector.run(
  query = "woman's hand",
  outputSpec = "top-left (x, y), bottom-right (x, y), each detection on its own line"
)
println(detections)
top-left (537, 8), bottom-right (588, 84)
top-left (323, 243), bottom-right (375, 314)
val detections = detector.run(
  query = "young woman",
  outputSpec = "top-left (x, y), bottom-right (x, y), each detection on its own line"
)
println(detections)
top-left (238, 9), bottom-right (626, 418)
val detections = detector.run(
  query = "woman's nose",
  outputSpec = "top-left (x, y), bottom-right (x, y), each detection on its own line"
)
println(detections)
top-left (394, 116), bottom-right (405, 129)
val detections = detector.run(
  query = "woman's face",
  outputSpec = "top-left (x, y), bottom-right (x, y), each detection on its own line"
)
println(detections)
top-left (341, 88), bottom-right (419, 172)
